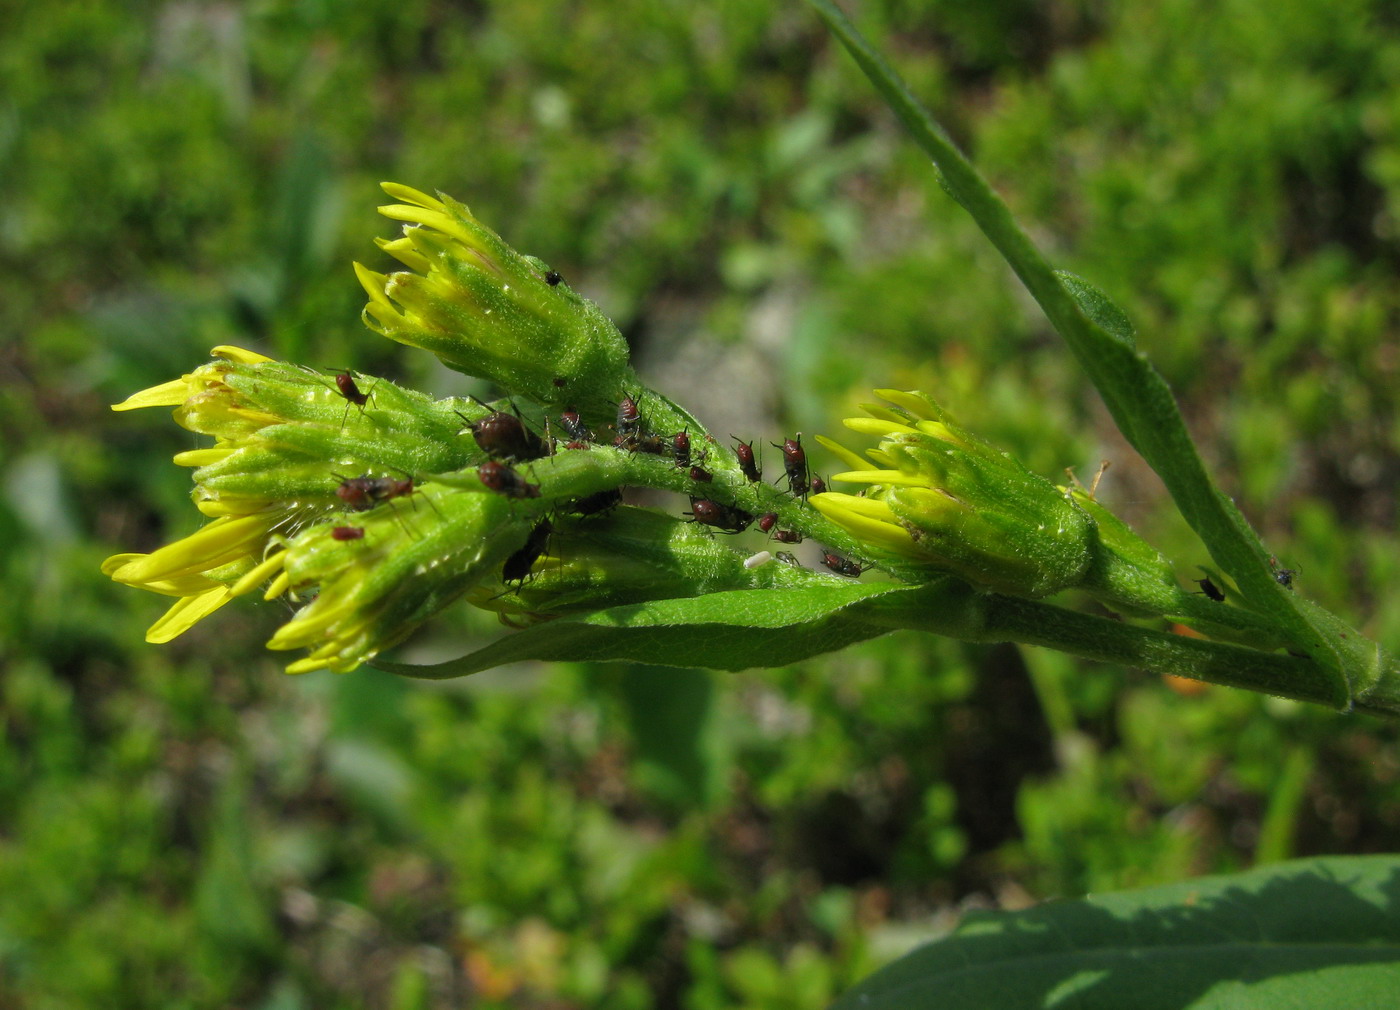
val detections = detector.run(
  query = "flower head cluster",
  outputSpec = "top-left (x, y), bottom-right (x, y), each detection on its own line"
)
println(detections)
top-left (355, 183), bottom-right (632, 416)
top-left (812, 390), bottom-right (1095, 597)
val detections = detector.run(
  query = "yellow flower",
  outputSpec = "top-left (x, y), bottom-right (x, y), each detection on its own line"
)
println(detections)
top-left (812, 390), bottom-right (1095, 597)
top-left (102, 507), bottom-right (288, 643)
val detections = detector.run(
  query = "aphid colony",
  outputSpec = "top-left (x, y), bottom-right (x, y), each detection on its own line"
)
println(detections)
top-left (319, 375), bottom-right (868, 586)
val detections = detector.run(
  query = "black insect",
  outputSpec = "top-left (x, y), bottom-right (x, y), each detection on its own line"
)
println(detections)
top-left (821, 551), bottom-right (867, 578)
top-left (1274, 568), bottom-right (1296, 589)
top-left (1194, 577), bottom-right (1225, 602)
top-left (733, 438), bottom-right (761, 482)
top-left (687, 498), bottom-right (753, 534)
top-left (478, 460), bottom-right (541, 499)
top-left (558, 408), bottom-right (594, 443)
top-left (571, 488), bottom-right (621, 516)
top-left (774, 434), bottom-right (808, 496)
top-left (502, 519), bottom-right (553, 584)
top-left (460, 398), bottom-right (549, 461)
top-left (335, 474), bottom-right (416, 511)
top-left (545, 270), bottom-right (562, 286)
top-left (330, 526), bottom-right (365, 541)
top-left (689, 465), bottom-right (713, 483)
top-left (673, 430), bottom-right (691, 468)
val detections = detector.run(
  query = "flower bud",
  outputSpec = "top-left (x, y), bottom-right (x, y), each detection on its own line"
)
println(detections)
top-left (812, 390), bottom-right (1094, 597)
top-left (266, 487), bottom-right (532, 673)
top-left (356, 183), bottom-right (632, 413)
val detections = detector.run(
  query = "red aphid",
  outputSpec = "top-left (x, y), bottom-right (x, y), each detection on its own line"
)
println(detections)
top-left (330, 526), bottom-right (365, 541)
top-left (757, 512), bottom-right (778, 533)
top-left (336, 474), bottom-right (415, 511)
top-left (673, 430), bottom-right (691, 468)
top-left (821, 551), bottom-right (866, 578)
top-left (477, 460), bottom-right (541, 499)
top-left (688, 498), bottom-right (753, 534)
top-left (774, 434), bottom-right (808, 496)
top-left (689, 465), bottom-right (713, 482)
top-left (732, 438), bottom-right (761, 482)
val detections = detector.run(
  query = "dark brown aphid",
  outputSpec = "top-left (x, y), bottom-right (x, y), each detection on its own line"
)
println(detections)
top-left (810, 475), bottom-right (826, 496)
top-left (732, 438), bottom-right (761, 482)
top-left (545, 270), bottom-right (562, 286)
top-left (558, 408), bottom-right (593, 443)
top-left (571, 488), bottom-right (622, 516)
top-left (502, 519), bottom-right (552, 584)
top-left (478, 460), bottom-right (541, 499)
top-left (564, 440), bottom-right (590, 450)
top-left (757, 512), bottom-right (778, 533)
top-left (821, 551), bottom-right (866, 578)
top-left (673, 430), bottom-right (691, 468)
top-left (774, 434), bottom-right (808, 496)
top-left (330, 526), bottom-right (365, 541)
top-left (336, 474), bottom-right (416, 511)
top-left (633, 433), bottom-right (667, 455)
top-left (772, 529), bottom-right (803, 544)
top-left (1194, 577), bottom-right (1225, 602)
top-left (328, 369), bottom-right (376, 429)
top-left (687, 498), bottom-right (753, 534)
top-left (689, 465), bottom-right (713, 482)
top-left (461, 398), bottom-right (548, 461)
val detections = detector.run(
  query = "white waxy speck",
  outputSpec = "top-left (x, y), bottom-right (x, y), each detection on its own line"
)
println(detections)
top-left (744, 551), bottom-right (772, 569)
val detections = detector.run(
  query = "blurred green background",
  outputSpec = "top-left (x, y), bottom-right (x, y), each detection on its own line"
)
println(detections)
top-left (3, 0), bottom-right (1399, 1006)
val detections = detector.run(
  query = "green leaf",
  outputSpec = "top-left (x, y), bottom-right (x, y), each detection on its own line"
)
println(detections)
top-left (804, 0), bottom-right (1364, 707)
top-left (834, 855), bottom-right (1400, 1009)
top-left (373, 581), bottom-right (922, 679)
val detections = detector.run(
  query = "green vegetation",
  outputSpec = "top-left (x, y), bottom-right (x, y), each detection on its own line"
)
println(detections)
top-left (4, 0), bottom-right (1399, 1006)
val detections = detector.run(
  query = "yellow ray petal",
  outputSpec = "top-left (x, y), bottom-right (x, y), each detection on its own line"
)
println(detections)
top-left (145, 586), bottom-right (234, 643)
top-left (379, 182), bottom-right (446, 213)
top-left (112, 377), bottom-right (192, 411)
top-left (813, 435), bottom-right (868, 473)
top-left (210, 345), bottom-right (273, 364)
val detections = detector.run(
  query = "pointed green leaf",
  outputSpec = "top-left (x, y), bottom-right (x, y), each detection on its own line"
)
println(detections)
top-left (836, 855), bottom-right (1400, 1009)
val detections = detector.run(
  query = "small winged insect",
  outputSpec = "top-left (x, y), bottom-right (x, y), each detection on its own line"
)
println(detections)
top-left (732, 438), bottom-right (761, 482)
top-left (1269, 556), bottom-right (1296, 589)
top-left (545, 270), bottom-right (562, 286)
top-left (821, 551), bottom-right (867, 578)
top-left (774, 434), bottom-right (809, 496)
top-left (461, 397), bottom-right (549, 461)
top-left (330, 526), bottom-right (365, 541)
top-left (687, 498), bottom-right (753, 534)
top-left (502, 519), bottom-right (552, 585)
top-left (774, 550), bottom-right (802, 567)
top-left (1194, 577), bottom-right (1225, 602)
top-left (477, 460), bottom-right (542, 499)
